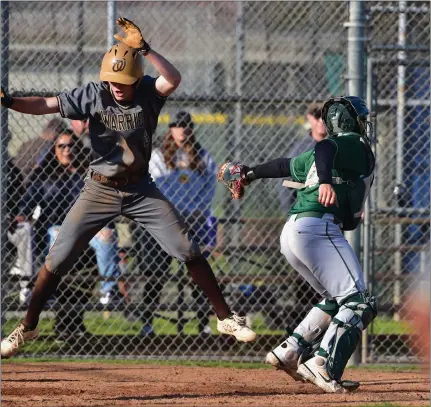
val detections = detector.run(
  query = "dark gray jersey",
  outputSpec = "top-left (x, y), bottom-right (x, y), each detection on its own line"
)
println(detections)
top-left (57, 76), bottom-right (166, 177)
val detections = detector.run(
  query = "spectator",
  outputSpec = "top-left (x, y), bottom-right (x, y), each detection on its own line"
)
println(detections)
top-left (18, 130), bottom-right (126, 337)
top-left (133, 111), bottom-right (217, 336)
top-left (14, 118), bottom-right (68, 184)
top-left (6, 158), bottom-right (33, 305)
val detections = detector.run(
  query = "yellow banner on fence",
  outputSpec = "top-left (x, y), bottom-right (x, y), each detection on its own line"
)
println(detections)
top-left (158, 113), bottom-right (306, 127)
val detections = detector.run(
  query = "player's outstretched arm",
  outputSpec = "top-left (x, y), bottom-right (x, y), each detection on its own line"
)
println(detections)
top-left (1, 87), bottom-right (59, 115)
top-left (248, 157), bottom-right (292, 180)
top-left (217, 158), bottom-right (292, 199)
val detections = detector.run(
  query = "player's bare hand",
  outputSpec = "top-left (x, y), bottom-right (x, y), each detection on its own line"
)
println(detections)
top-left (318, 184), bottom-right (338, 207)
top-left (114, 17), bottom-right (146, 50)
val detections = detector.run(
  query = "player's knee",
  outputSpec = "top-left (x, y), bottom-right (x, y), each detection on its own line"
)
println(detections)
top-left (184, 253), bottom-right (207, 268)
top-left (45, 247), bottom-right (79, 277)
top-left (172, 237), bottom-right (201, 263)
top-left (45, 257), bottom-right (70, 277)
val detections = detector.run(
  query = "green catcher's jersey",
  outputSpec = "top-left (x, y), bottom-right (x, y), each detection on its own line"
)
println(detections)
top-left (289, 133), bottom-right (375, 227)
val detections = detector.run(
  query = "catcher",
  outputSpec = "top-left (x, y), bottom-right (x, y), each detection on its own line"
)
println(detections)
top-left (218, 96), bottom-right (378, 393)
top-left (1, 17), bottom-right (256, 358)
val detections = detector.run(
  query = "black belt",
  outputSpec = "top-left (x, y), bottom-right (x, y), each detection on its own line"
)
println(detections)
top-left (91, 172), bottom-right (142, 188)
top-left (288, 211), bottom-right (342, 225)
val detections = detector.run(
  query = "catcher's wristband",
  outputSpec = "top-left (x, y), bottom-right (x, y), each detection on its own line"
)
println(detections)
top-left (138, 41), bottom-right (151, 56)
top-left (243, 168), bottom-right (256, 185)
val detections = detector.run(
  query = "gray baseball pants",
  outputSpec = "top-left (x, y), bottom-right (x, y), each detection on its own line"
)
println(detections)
top-left (46, 175), bottom-right (201, 276)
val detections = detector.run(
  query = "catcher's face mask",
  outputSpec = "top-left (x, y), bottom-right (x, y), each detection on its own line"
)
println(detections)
top-left (322, 96), bottom-right (372, 140)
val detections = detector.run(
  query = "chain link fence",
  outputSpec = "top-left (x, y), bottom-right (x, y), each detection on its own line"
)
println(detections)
top-left (1, 1), bottom-right (429, 362)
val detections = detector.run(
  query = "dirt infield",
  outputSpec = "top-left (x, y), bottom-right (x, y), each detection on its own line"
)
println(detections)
top-left (2, 362), bottom-right (429, 407)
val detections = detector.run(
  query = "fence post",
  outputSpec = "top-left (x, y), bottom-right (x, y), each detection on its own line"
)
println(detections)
top-left (0, 0), bottom-right (10, 336)
top-left (107, 0), bottom-right (117, 50)
top-left (344, 0), bottom-right (366, 366)
top-left (393, 0), bottom-right (407, 322)
top-left (224, 2), bottom-right (244, 250)
top-left (77, 1), bottom-right (85, 87)
top-left (362, 56), bottom-right (375, 364)
top-left (232, 1), bottom-right (244, 243)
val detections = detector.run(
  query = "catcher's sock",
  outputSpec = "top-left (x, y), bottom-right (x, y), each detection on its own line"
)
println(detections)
top-left (186, 256), bottom-right (231, 320)
top-left (23, 265), bottom-right (61, 330)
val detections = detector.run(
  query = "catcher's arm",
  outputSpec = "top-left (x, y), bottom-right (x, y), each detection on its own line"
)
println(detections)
top-left (1, 87), bottom-right (59, 115)
top-left (217, 158), bottom-right (292, 199)
top-left (114, 17), bottom-right (181, 97)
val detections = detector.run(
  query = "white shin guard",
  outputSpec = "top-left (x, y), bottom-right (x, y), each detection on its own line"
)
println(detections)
top-left (272, 298), bottom-right (338, 365)
top-left (318, 292), bottom-right (378, 380)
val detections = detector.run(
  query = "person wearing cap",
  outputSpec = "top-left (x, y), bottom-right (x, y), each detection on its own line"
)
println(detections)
top-left (133, 110), bottom-right (217, 336)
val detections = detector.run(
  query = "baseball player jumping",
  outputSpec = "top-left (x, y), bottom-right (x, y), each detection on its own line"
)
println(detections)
top-left (218, 96), bottom-right (377, 393)
top-left (1, 18), bottom-right (256, 358)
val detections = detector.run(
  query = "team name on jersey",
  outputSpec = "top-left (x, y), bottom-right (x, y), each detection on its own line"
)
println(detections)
top-left (99, 110), bottom-right (145, 131)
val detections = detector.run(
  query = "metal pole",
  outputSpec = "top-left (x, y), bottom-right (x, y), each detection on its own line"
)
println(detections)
top-left (0, 0), bottom-right (10, 336)
top-left (393, 0), bottom-right (406, 322)
top-left (228, 2), bottom-right (244, 249)
top-left (344, 0), bottom-right (366, 366)
top-left (234, 1), bottom-right (244, 161)
top-left (107, 0), bottom-right (117, 49)
top-left (77, 1), bottom-right (85, 87)
top-left (361, 56), bottom-right (374, 364)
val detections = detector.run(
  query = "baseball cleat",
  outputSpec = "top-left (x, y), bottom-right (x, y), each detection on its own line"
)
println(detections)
top-left (1, 323), bottom-right (39, 359)
top-left (217, 312), bottom-right (257, 342)
top-left (297, 356), bottom-right (352, 393)
top-left (264, 341), bottom-right (304, 382)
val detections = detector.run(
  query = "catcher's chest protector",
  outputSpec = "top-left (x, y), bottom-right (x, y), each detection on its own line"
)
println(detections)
top-left (341, 137), bottom-right (375, 231)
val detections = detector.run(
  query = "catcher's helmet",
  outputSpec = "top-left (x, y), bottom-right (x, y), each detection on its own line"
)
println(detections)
top-left (322, 96), bottom-right (370, 137)
top-left (100, 43), bottom-right (143, 85)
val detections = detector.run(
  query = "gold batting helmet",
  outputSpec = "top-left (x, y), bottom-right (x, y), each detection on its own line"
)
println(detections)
top-left (100, 42), bottom-right (143, 85)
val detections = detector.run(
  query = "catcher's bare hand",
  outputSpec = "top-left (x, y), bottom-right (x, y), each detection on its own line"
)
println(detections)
top-left (217, 162), bottom-right (248, 200)
top-left (318, 184), bottom-right (338, 207)
top-left (114, 17), bottom-right (147, 51)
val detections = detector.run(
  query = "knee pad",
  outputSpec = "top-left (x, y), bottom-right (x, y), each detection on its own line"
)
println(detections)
top-left (320, 292), bottom-right (378, 380)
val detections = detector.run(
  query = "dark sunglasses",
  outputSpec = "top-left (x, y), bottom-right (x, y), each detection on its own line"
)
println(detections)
top-left (56, 143), bottom-right (74, 150)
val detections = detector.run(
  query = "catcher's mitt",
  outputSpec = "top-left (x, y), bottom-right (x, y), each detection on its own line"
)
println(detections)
top-left (114, 17), bottom-right (151, 55)
top-left (217, 162), bottom-right (247, 200)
